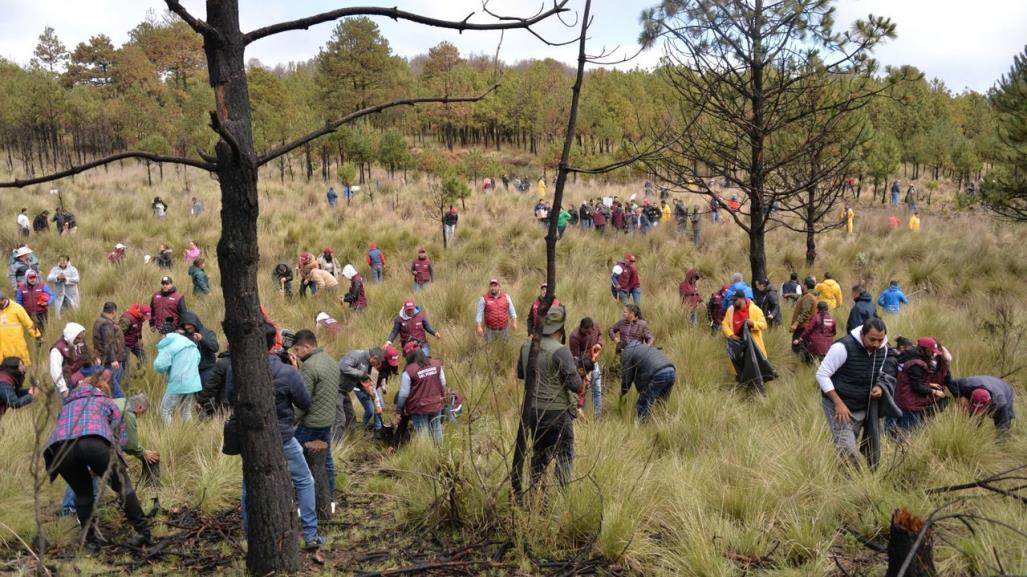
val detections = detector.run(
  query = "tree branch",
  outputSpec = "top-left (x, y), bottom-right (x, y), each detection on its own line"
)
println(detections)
top-left (0, 152), bottom-right (216, 188)
top-left (164, 0), bottom-right (224, 43)
top-left (256, 85), bottom-right (499, 167)
top-left (244, 1), bottom-right (570, 45)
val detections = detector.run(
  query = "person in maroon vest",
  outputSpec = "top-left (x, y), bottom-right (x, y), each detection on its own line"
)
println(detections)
top-left (149, 276), bottom-right (186, 334)
top-left (396, 341), bottom-right (448, 445)
top-left (796, 301), bottom-right (836, 364)
top-left (894, 336), bottom-right (952, 432)
top-left (48, 322), bottom-right (94, 399)
top-left (315, 311), bottom-right (342, 336)
top-left (120, 304), bottom-right (151, 370)
top-left (476, 279), bottom-right (518, 340)
top-left (386, 299), bottom-right (441, 358)
top-left (410, 248), bottom-right (434, 292)
top-left (15, 270), bottom-right (55, 332)
top-left (527, 283), bottom-right (560, 336)
top-left (617, 254), bottom-right (641, 306)
top-left (340, 265), bottom-right (367, 310)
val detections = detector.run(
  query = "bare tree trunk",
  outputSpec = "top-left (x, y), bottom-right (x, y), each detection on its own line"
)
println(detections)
top-left (885, 509), bottom-right (936, 577)
top-left (204, 2), bottom-right (300, 573)
top-left (302, 441), bottom-right (332, 521)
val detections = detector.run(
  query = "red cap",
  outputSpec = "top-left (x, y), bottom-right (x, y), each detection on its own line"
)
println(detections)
top-left (323, 247), bottom-right (333, 254)
top-left (489, 278), bottom-right (499, 286)
top-left (384, 345), bottom-right (400, 367)
top-left (625, 254), bottom-right (636, 262)
top-left (369, 242), bottom-right (377, 249)
top-left (403, 341), bottom-right (420, 354)
top-left (140, 304), bottom-right (152, 320)
top-left (969, 388), bottom-right (992, 412)
top-left (403, 299), bottom-right (416, 311)
top-left (917, 337), bottom-right (943, 356)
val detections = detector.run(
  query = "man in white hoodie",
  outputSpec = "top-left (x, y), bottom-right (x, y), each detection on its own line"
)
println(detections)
top-left (47, 255), bottom-right (81, 317)
top-left (815, 318), bottom-right (893, 468)
top-left (49, 322), bottom-right (95, 399)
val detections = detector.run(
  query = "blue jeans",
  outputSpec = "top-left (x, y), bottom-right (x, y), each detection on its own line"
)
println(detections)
top-left (354, 388), bottom-right (383, 430)
top-left (410, 412), bottom-right (443, 445)
top-left (636, 367), bottom-right (675, 421)
top-left (294, 425), bottom-right (336, 498)
top-left (328, 198), bottom-right (337, 208)
top-left (105, 364), bottom-right (125, 398)
top-left (371, 267), bottom-right (383, 283)
top-left (413, 282), bottom-right (428, 292)
top-left (891, 192), bottom-right (899, 207)
top-left (62, 478), bottom-right (99, 511)
top-left (242, 437), bottom-right (319, 541)
top-left (619, 289), bottom-right (641, 306)
top-left (160, 392), bottom-right (194, 424)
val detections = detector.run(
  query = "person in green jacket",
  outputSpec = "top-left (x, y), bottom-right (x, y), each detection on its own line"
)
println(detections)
top-left (557, 208), bottom-right (573, 239)
top-left (154, 331), bottom-right (202, 423)
top-left (188, 258), bottom-right (211, 296)
top-left (120, 394), bottom-right (161, 487)
top-left (290, 330), bottom-right (340, 503)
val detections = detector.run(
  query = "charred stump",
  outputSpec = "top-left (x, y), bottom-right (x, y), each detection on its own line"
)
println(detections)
top-left (303, 440), bottom-right (332, 520)
top-left (886, 508), bottom-right (936, 577)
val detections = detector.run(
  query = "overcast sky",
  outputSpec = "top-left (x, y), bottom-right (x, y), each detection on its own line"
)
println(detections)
top-left (0, 0), bottom-right (1023, 93)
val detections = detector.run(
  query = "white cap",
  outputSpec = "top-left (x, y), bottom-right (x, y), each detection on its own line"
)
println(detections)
top-left (612, 265), bottom-right (623, 275)
top-left (13, 246), bottom-right (32, 257)
top-left (143, 255), bottom-right (152, 264)
top-left (316, 312), bottom-right (330, 323)
top-left (342, 264), bottom-right (357, 280)
top-left (115, 243), bottom-right (126, 249)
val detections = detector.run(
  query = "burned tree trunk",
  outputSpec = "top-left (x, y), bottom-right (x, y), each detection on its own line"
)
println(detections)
top-left (303, 440), bottom-right (332, 521)
top-left (885, 508), bottom-right (936, 577)
top-left (203, 2), bottom-right (300, 574)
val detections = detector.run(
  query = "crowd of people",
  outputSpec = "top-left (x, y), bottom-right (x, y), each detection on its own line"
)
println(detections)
top-left (0, 178), bottom-right (1016, 556)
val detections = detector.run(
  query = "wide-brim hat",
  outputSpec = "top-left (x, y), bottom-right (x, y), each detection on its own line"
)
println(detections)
top-left (13, 246), bottom-right (32, 258)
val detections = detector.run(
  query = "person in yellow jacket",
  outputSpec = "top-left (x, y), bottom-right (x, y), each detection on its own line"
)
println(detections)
top-left (722, 290), bottom-right (768, 357)
top-left (0, 290), bottom-right (41, 367)
top-left (660, 200), bottom-right (672, 223)
top-left (909, 212), bottom-right (920, 232)
top-left (815, 272), bottom-right (843, 310)
top-left (845, 205), bottom-right (855, 235)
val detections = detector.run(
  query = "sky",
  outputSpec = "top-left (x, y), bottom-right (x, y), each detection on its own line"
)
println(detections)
top-left (0, 0), bottom-right (1023, 93)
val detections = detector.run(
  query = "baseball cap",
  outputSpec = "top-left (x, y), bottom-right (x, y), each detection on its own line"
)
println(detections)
top-left (402, 340), bottom-right (420, 355)
top-left (26, 270), bottom-right (38, 278)
top-left (541, 305), bottom-right (567, 336)
top-left (489, 278), bottom-right (499, 286)
top-left (969, 388), bottom-right (992, 412)
top-left (315, 312), bottom-right (330, 323)
top-left (917, 337), bottom-right (943, 356)
top-left (140, 304), bottom-right (152, 320)
top-left (161, 276), bottom-right (173, 284)
top-left (626, 254), bottom-right (636, 262)
top-left (403, 299), bottom-right (416, 311)
top-left (384, 344), bottom-right (401, 366)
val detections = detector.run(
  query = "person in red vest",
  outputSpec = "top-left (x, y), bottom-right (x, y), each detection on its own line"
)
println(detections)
top-left (149, 276), bottom-right (186, 334)
top-left (894, 337), bottom-right (952, 432)
top-left (340, 265), bottom-right (367, 310)
top-left (796, 301), bottom-right (836, 364)
top-left (475, 279), bottom-right (518, 340)
top-left (527, 283), bottom-right (560, 335)
top-left (678, 268), bottom-right (702, 326)
top-left (315, 312), bottom-right (342, 336)
top-left (617, 254), bottom-right (641, 306)
top-left (119, 304), bottom-right (151, 371)
top-left (396, 340), bottom-right (448, 445)
top-left (386, 299), bottom-right (441, 357)
top-left (410, 248), bottom-right (433, 292)
top-left (16, 270), bottom-right (55, 332)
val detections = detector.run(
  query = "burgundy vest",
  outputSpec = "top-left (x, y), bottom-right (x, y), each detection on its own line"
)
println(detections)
top-left (482, 292), bottom-right (510, 330)
top-left (403, 360), bottom-right (445, 415)
top-left (895, 358), bottom-right (948, 412)
top-left (121, 312), bottom-right (144, 348)
top-left (19, 283), bottom-right (48, 315)
top-left (52, 337), bottom-right (87, 386)
top-left (399, 311), bottom-right (427, 344)
top-left (412, 258), bottom-right (432, 284)
top-left (152, 290), bottom-right (183, 328)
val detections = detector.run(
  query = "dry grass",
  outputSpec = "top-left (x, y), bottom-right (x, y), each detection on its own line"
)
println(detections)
top-left (0, 163), bottom-right (1024, 575)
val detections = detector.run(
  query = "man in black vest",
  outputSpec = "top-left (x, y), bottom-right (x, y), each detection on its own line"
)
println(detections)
top-left (815, 318), bottom-right (893, 467)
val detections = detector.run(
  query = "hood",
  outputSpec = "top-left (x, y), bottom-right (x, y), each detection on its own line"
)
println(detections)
top-left (157, 332), bottom-right (198, 354)
top-left (855, 291), bottom-right (873, 303)
top-left (686, 268), bottom-right (700, 283)
top-left (316, 312), bottom-right (331, 323)
top-left (342, 264), bottom-right (357, 280)
top-left (180, 311), bottom-right (204, 331)
top-left (848, 326), bottom-right (888, 350)
top-left (63, 322), bottom-right (86, 343)
top-left (399, 305), bottom-right (422, 320)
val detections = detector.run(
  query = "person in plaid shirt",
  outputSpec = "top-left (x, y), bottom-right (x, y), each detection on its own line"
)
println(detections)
top-left (608, 305), bottom-right (654, 353)
top-left (44, 365), bottom-right (152, 553)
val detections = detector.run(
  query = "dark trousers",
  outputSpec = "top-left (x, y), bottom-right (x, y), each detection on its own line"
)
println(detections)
top-left (791, 327), bottom-right (804, 353)
top-left (513, 408), bottom-right (574, 495)
top-left (332, 390), bottom-right (356, 443)
top-left (47, 437), bottom-right (149, 544)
